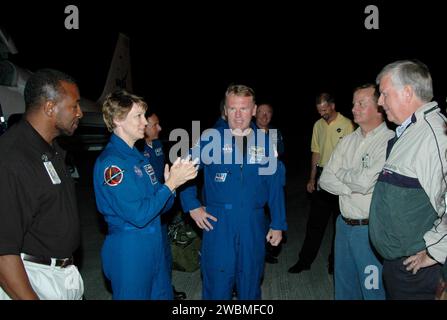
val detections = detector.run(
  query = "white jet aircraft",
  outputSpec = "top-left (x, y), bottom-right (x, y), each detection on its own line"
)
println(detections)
top-left (0, 28), bottom-right (132, 151)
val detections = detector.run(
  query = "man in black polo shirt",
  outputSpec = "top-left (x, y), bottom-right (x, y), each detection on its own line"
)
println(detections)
top-left (0, 69), bottom-right (84, 299)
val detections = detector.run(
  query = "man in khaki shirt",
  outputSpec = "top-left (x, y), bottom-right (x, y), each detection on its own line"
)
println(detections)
top-left (319, 84), bottom-right (393, 299)
top-left (289, 93), bottom-right (353, 274)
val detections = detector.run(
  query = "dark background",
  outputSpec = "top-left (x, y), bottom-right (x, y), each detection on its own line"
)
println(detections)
top-left (2, 1), bottom-right (446, 172)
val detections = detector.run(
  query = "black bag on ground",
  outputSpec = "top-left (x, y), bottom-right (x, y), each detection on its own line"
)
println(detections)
top-left (168, 214), bottom-right (201, 272)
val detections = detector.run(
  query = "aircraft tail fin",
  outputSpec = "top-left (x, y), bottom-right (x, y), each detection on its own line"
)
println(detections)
top-left (97, 33), bottom-right (133, 104)
top-left (0, 28), bottom-right (18, 59)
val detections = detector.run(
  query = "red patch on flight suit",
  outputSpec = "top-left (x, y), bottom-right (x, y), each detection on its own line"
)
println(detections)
top-left (103, 165), bottom-right (124, 186)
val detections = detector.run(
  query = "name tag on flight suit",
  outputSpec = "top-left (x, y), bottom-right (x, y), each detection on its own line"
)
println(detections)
top-left (144, 164), bottom-right (158, 185)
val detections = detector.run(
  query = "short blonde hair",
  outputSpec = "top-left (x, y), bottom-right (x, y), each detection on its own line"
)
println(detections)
top-left (225, 84), bottom-right (256, 102)
top-left (102, 90), bottom-right (147, 132)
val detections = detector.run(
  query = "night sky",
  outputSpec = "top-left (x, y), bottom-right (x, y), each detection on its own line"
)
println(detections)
top-left (1, 1), bottom-right (446, 167)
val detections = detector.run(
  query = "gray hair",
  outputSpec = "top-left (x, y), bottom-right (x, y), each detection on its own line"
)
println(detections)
top-left (376, 60), bottom-right (433, 103)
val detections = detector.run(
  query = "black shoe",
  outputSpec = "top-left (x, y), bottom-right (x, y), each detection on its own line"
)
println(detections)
top-left (288, 262), bottom-right (310, 274)
top-left (173, 287), bottom-right (186, 300)
top-left (265, 255), bottom-right (278, 264)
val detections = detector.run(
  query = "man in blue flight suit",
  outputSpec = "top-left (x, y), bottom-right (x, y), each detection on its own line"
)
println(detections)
top-left (142, 110), bottom-right (186, 300)
top-left (180, 84), bottom-right (287, 300)
top-left (255, 103), bottom-right (286, 264)
top-left (255, 103), bottom-right (285, 159)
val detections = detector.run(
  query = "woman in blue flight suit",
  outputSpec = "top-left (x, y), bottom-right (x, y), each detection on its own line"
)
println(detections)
top-left (93, 90), bottom-right (197, 299)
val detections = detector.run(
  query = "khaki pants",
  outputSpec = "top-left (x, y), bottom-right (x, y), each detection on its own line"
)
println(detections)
top-left (0, 257), bottom-right (84, 300)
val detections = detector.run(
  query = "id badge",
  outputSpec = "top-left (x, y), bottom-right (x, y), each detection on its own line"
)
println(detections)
top-left (43, 161), bottom-right (61, 184)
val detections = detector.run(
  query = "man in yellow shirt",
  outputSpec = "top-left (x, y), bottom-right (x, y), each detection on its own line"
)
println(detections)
top-left (289, 93), bottom-right (354, 274)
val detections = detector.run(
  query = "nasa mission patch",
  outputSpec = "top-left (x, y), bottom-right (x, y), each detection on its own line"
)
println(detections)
top-left (103, 165), bottom-right (124, 186)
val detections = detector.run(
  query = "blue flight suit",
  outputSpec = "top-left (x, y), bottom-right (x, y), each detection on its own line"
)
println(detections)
top-left (201, 118), bottom-right (229, 203)
top-left (93, 134), bottom-right (175, 300)
top-left (253, 122), bottom-right (287, 236)
top-left (180, 125), bottom-right (287, 300)
top-left (270, 126), bottom-right (284, 160)
top-left (213, 117), bottom-right (229, 130)
top-left (142, 139), bottom-right (173, 272)
top-left (142, 139), bottom-right (165, 182)
top-left (253, 121), bottom-right (286, 184)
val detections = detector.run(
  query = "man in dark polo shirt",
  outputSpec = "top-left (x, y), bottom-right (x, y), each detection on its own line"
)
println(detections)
top-left (0, 69), bottom-right (84, 299)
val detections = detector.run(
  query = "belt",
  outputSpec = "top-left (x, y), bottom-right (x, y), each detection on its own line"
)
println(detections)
top-left (342, 216), bottom-right (369, 226)
top-left (21, 253), bottom-right (74, 268)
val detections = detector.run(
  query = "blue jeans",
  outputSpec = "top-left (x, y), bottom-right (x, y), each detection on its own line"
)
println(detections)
top-left (334, 215), bottom-right (385, 300)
